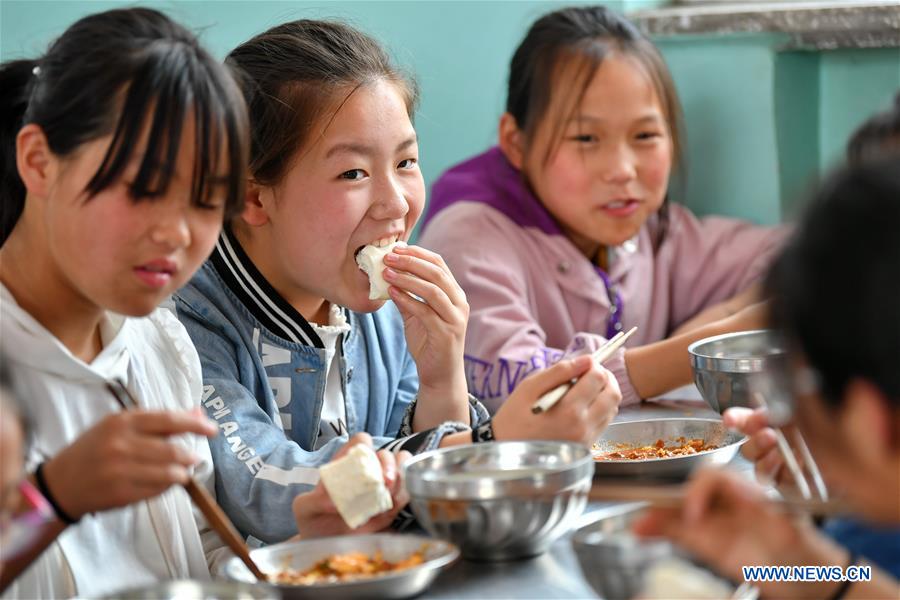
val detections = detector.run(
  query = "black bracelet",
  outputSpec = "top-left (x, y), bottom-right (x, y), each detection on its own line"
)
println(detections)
top-left (471, 418), bottom-right (495, 443)
top-left (34, 462), bottom-right (80, 525)
top-left (827, 552), bottom-right (858, 600)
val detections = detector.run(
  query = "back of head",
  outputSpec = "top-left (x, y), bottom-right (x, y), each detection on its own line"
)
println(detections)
top-left (0, 7), bottom-right (249, 245)
top-left (506, 5), bottom-right (682, 165)
top-left (226, 19), bottom-right (418, 187)
top-left (846, 92), bottom-right (900, 165)
top-left (765, 159), bottom-right (900, 409)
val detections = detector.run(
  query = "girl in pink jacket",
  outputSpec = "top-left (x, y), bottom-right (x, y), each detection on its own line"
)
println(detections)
top-left (419, 6), bottom-right (784, 412)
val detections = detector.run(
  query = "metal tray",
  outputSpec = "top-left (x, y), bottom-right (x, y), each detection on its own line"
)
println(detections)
top-left (592, 418), bottom-right (746, 481)
top-left (221, 533), bottom-right (458, 599)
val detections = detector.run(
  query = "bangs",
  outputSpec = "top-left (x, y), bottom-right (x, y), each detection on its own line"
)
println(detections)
top-left (86, 39), bottom-right (248, 217)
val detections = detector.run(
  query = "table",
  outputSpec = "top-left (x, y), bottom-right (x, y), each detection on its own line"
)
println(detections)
top-left (423, 393), bottom-right (750, 599)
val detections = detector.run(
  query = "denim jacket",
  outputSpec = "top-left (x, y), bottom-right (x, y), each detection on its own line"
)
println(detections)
top-left (173, 229), bottom-right (485, 544)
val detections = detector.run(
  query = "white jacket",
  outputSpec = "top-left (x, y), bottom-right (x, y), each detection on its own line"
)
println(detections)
top-left (1, 284), bottom-right (226, 599)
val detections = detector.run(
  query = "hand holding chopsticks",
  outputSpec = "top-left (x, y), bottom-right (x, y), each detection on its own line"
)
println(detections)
top-left (531, 326), bottom-right (637, 414)
top-left (106, 380), bottom-right (269, 581)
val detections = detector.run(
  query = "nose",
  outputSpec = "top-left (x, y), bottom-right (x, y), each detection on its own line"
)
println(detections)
top-left (369, 175), bottom-right (410, 221)
top-left (600, 142), bottom-right (637, 185)
top-left (149, 198), bottom-right (191, 251)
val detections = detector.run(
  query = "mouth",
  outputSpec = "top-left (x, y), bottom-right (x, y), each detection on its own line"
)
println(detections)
top-left (354, 233), bottom-right (402, 260)
top-left (599, 198), bottom-right (641, 217)
top-left (134, 259), bottom-right (178, 289)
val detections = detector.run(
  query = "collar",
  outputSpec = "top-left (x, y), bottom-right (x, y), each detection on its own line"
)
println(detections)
top-left (209, 227), bottom-right (328, 349)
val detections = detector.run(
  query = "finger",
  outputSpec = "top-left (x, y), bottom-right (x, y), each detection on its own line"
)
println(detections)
top-left (723, 407), bottom-right (770, 435)
top-left (517, 355), bottom-right (593, 397)
top-left (127, 462), bottom-right (192, 488)
top-left (376, 450), bottom-right (399, 489)
top-left (384, 269), bottom-right (458, 325)
top-left (389, 286), bottom-right (448, 333)
top-left (562, 364), bottom-right (610, 410)
top-left (332, 433), bottom-right (374, 460)
top-left (682, 468), bottom-right (745, 524)
top-left (383, 250), bottom-right (465, 308)
top-left (632, 507), bottom-right (680, 538)
top-left (130, 410), bottom-right (218, 437)
top-left (755, 446), bottom-right (786, 483)
top-left (130, 437), bottom-right (200, 467)
top-left (586, 372), bottom-right (620, 424)
top-left (390, 244), bottom-right (450, 272)
top-left (741, 428), bottom-right (779, 462)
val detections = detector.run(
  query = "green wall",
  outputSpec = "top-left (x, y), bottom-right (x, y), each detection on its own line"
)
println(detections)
top-left (3, 1), bottom-right (897, 228)
top-left (654, 34), bottom-right (899, 224)
top-left (1, 0), bottom-right (626, 200)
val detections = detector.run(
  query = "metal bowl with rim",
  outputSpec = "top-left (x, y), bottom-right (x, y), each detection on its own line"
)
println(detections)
top-left (103, 579), bottom-right (279, 600)
top-left (592, 418), bottom-right (746, 481)
top-left (572, 507), bottom-right (676, 600)
top-left (403, 441), bottom-right (594, 561)
top-left (689, 329), bottom-right (787, 413)
top-left (222, 533), bottom-right (458, 600)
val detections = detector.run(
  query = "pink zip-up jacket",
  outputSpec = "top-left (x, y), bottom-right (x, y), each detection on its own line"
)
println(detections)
top-left (419, 147), bottom-right (786, 412)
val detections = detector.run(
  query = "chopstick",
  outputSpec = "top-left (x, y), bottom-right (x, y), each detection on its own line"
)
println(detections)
top-left (105, 380), bottom-right (269, 582)
top-left (751, 392), bottom-right (829, 502)
top-left (587, 482), bottom-right (849, 518)
top-left (531, 326), bottom-right (638, 415)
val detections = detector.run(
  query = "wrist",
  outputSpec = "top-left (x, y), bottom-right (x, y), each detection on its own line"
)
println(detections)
top-left (471, 418), bottom-right (495, 443)
top-left (35, 460), bottom-right (81, 524)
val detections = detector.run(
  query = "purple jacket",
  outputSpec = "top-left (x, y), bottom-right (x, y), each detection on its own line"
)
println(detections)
top-left (419, 146), bottom-right (786, 411)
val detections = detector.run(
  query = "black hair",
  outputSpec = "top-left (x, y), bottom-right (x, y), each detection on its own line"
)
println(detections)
top-left (765, 159), bottom-right (900, 409)
top-left (846, 91), bottom-right (900, 165)
top-left (226, 19), bottom-right (417, 187)
top-left (0, 7), bottom-right (249, 245)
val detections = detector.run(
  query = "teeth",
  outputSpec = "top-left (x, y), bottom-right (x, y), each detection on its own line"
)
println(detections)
top-left (607, 201), bottom-right (627, 209)
top-left (373, 235), bottom-right (399, 248)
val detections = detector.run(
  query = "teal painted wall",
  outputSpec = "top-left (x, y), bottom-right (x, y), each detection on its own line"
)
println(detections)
top-left (1, 0), bottom-right (639, 199)
top-left (654, 35), bottom-right (900, 224)
top-left (2, 2), bottom-right (897, 228)
top-left (818, 48), bottom-right (900, 171)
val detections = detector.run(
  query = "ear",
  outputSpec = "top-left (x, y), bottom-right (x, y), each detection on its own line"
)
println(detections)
top-left (240, 181), bottom-right (273, 227)
top-left (498, 112), bottom-right (525, 171)
top-left (839, 378), bottom-right (893, 468)
top-left (16, 123), bottom-right (55, 198)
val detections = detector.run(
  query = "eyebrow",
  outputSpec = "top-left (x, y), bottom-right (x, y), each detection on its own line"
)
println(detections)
top-left (569, 114), bottom-right (663, 125)
top-left (325, 135), bottom-right (418, 159)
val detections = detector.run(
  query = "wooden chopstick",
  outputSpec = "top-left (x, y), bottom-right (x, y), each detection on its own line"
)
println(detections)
top-left (531, 326), bottom-right (638, 414)
top-left (105, 381), bottom-right (269, 581)
top-left (587, 482), bottom-right (849, 518)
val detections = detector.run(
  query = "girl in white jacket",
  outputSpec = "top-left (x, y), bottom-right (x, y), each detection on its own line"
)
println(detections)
top-left (0, 8), bottom-right (250, 598)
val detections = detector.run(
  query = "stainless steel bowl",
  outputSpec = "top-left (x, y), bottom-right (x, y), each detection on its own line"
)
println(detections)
top-left (689, 329), bottom-right (787, 413)
top-left (592, 418), bottom-right (746, 481)
top-left (572, 508), bottom-right (677, 600)
top-left (404, 441), bottom-right (593, 561)
top-left (222, 533), bottom-right (457, 600)
top-left (103, 579), bottom-right (278, 600)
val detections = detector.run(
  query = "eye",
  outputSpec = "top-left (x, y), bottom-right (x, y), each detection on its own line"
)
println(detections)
top-left (339, 169), bottom-right (366, 181)
top-left (398, 158), bottom-right (418, 170)
top-left (569, 134), bottom-right (598, 144)
top-left (636, 131), bottom-right (662, 141)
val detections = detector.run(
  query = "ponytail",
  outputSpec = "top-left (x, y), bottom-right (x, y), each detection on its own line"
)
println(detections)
top-left (0, 59), bottom-right (38, 244)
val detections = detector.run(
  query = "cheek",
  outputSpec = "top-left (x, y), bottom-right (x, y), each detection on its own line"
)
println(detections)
top-left (639, 147), bottom-right (672, 200)
top-left (406, 178), bottom-right (426, 224)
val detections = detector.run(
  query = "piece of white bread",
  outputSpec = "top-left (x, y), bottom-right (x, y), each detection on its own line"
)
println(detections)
top-left (640, 557), bottom-right (734, 599)
top-left (356, 241), bottom-right (405, 300)
top-left (319, 444), bottom-right (393, 529)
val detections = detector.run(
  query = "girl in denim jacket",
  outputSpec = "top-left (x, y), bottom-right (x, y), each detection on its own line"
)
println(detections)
top-left (173, 19), bottom-right (621, 545)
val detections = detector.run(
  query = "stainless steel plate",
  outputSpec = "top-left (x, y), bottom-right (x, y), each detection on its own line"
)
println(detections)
top-left (104, 579), bottom-right (279, 600)
top-left (222, 533), bottom-right (458, 600)
top-left (592, 418), bottom-right (746, 481)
